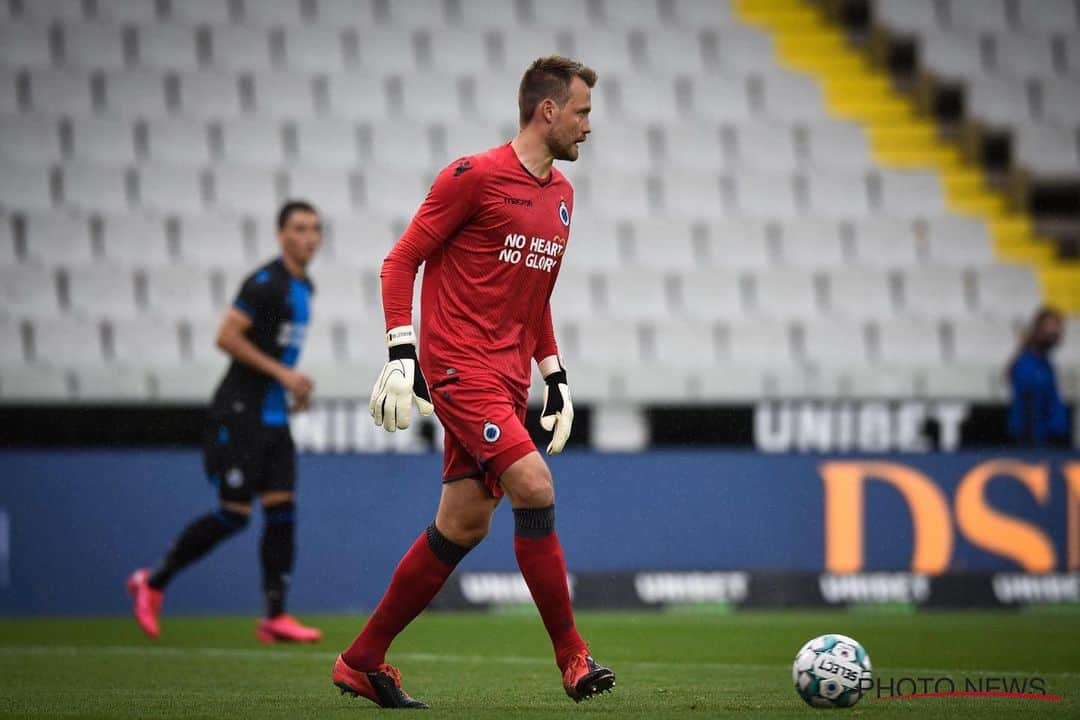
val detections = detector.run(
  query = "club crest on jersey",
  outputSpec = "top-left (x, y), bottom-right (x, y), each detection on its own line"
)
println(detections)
top-left (558, 199), bottom-right (570, 227)
top-left (482, 421), bottom-right (501, 443)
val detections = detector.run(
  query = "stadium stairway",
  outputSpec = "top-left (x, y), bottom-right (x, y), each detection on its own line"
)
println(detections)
top-left (733, 0), bottom-right (1080, 314)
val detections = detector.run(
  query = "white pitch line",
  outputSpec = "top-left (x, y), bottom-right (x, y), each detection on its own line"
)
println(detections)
top-left (0, 645), bottom-right (1077, 679)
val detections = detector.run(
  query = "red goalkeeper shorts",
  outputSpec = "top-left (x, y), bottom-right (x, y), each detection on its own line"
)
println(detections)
top-left (431, 372), bottom-right (536, 499)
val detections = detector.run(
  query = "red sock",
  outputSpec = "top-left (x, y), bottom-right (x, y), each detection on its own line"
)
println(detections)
top-left (342, 527), bottom-right (459, 670)
top-left (514, 531), bottom-right (587, 671)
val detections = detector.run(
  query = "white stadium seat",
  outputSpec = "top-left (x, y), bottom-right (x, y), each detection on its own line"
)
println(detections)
top-left (176, 215), bottom-right (248, 268)
top-left (703, 220), bottom-right (772, 269)
top-left (0, 365), bottom-right (70, 401)
top-left (0, 265), bottom-right (61, 315)
top-left (0, 163), bottom-right (54, 211)
top-left (239, 0), bottom-right (307, 26)
top-left (0, 116), bottom-right (63, 164)
top-left (63, 264), bottom-right (140, 317)
top-left (875, 169), bottom-right (946, 217)
top-left (670, 0), bottom-right (734, 27)
top-left (1015, 0), bottom-right (1079, 32)
top-left (730, 120), bottom-right (799, 172)
top-left (0, 316), bottom-right (25, 364)
top-left (367, 119), bottom-right (438, 169)
top-left (826, 268), bottom-right (898, 319)
top-left (29, 315), bottom-right (106, 364)
top-left (68, 117), bottom-right (138, 166)
top-left (974, 264), bottom-right (1042, 320)
top-left (97, 0), bottom-right (161, 22)
top-left (679, 268), bottom-right (745, 319)
top-left (624, 218), bottom-right (698, 270)
top-left (643, 28), bottom-right (709, 73)
top-left (143, 265), bottom-right (218, 317)
top-left (660, 122), bottom-right (725, 172)
top-left (458, 0), bottom-right (520, 29)
top-left (23, 212), bottom-right (95, 265)
top-left (168, 0), bottom-right (235, 25)
top-left (776, 220), bottom-right (847, 269)
top-left (143, 118), bottom-right (213, 166)
top-left (208, 25), bottom-right (273, 71)
top-left (294, 117), bottom-right (362, 169)
top-left (602, 267), bottom-right (672, 319)
top-left (903, 266), bottom-right (971, 318)
top-left (0, 23), bottom-right (53, 67)
top-left (876, 317), bottom-right (945, 365)
top-left (109, 316), bottom-right (184, 365)
top-left (923, 216), bottom-right (995, 267)
top-left (26, 69), bottom-right (96, 115)
top-left (137, 165), bottom-right (207, 214)
top-left (287, 168), bottom-right (358, 215)
top-left (281, 27), bottom-right (347, 72)
top-left (801, 318), bottom-right (870, 366)
top-left (60, 22), bottom-right (126, 70)
top-left (103, 70), bottom-right (171, 117)
top-left (751, 269), bottom-right (821, 319)
top-left (152, 361), bottom-right (228, 401)
top-left (134, 23), bottom-right (201, 70)
top-left (948, 0), bottom-right (1010, 33)
top-left (949, 316), bottom-right (1016, 366)
top-left (72, 365), bottom-right (151, 401)
top-left (850, 217), bottom-right (919, 268)
top-left (211, 165), bottom-right (281, 214)
top-left (99, 214), bottom-right (172, 267)
top-left (723, 320), bottom-right (795, 368)
top-left (219, 117), bottom-right (287, 167)
top-left (61, 163), bottom-right (131, 213)
top-left (426, 28), bottom-right (492, 73)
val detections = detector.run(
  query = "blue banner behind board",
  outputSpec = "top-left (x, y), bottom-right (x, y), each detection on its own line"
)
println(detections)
top-left (0, 449), bottom-right (1077, 615)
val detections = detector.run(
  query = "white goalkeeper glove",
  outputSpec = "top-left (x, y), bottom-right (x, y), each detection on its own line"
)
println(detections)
top-left (369, 326), bottom-right (434, 432)
top-left (539, 363), bottom-right (573, 455)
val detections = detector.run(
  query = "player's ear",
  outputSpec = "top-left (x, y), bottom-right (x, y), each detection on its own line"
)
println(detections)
top-left (541, 98), bottom-right (558, 123)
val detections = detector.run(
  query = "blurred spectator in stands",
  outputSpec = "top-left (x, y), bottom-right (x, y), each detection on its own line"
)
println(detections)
top-left (1007, 307), bottom-right (1069, 446)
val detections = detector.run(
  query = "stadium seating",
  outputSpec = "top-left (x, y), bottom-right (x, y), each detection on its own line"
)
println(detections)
top-left (0, 0), bottom-right (1075, 407)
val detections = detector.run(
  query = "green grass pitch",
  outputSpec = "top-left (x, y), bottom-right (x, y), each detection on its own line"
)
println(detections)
top-left (1, 610), bottom-right (1078, 718)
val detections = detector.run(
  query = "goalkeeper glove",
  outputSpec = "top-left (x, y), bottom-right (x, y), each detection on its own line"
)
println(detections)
top-left (539, 363), bottom-right (573, 455)
top-left (369, 326), bottom-right (434, 432)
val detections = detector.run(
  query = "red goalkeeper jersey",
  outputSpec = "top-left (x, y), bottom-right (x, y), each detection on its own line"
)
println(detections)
top-left (381, 143), bottom-right (571, 403)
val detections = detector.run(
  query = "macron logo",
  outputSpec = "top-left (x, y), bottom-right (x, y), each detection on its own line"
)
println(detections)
top-left (454, 160), bottom-right (472, 177)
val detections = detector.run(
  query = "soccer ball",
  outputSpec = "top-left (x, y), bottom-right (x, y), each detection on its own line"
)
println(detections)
top-left (791, 633), bottom-right (872, 708)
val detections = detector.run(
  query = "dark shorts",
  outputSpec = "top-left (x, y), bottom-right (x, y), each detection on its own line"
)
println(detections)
top-left (202, 410), bottom-right (296, 504)
top-left (431, 373), bottom-right (537, 499)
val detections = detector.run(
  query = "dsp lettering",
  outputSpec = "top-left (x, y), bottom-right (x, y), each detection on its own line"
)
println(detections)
top-left (821, 460), bottom-right (1080, 573)
top-left (500, 233), bottom-right (563, 272)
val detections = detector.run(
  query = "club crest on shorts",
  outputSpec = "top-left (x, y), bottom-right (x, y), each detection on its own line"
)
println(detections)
top-left (482, 421), bottom-right (501, 443)
top-left (225, 467), bottom-right (244, 488)
top-left (558, 199), bottom-right (570, 227)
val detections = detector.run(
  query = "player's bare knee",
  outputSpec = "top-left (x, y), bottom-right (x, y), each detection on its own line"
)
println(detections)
top-left (259, 490), bottom-right (294, 508)
top-left (507, 468), bottom-right (554, 508)
top-left (436, 513), bottom-right (491, 548)
top-left (500, 454), bottom-right (554, 508)
top-left (221, 501), bottom-right (253, 517)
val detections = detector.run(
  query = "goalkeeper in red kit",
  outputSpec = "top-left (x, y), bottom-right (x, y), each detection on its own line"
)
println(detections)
top-left (331, 56), bottom-right (615, 708)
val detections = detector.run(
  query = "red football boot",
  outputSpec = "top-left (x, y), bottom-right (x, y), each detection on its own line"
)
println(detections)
top-left (256, 614), bottom-right (323, 644)
top-left (562, 650), bottom-right (616, 702)
top-left (332, 654), bottom-right (429, 709)
top-left (125, 568), bottom-right (163, 639)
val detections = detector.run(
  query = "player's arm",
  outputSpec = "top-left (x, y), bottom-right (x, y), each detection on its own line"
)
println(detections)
top-left (216, 308), bottom-right (313, 411)
top-left (370, 157), bottom-right (483, 431)
top-left (535, 303), bottom-right (573, 455)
